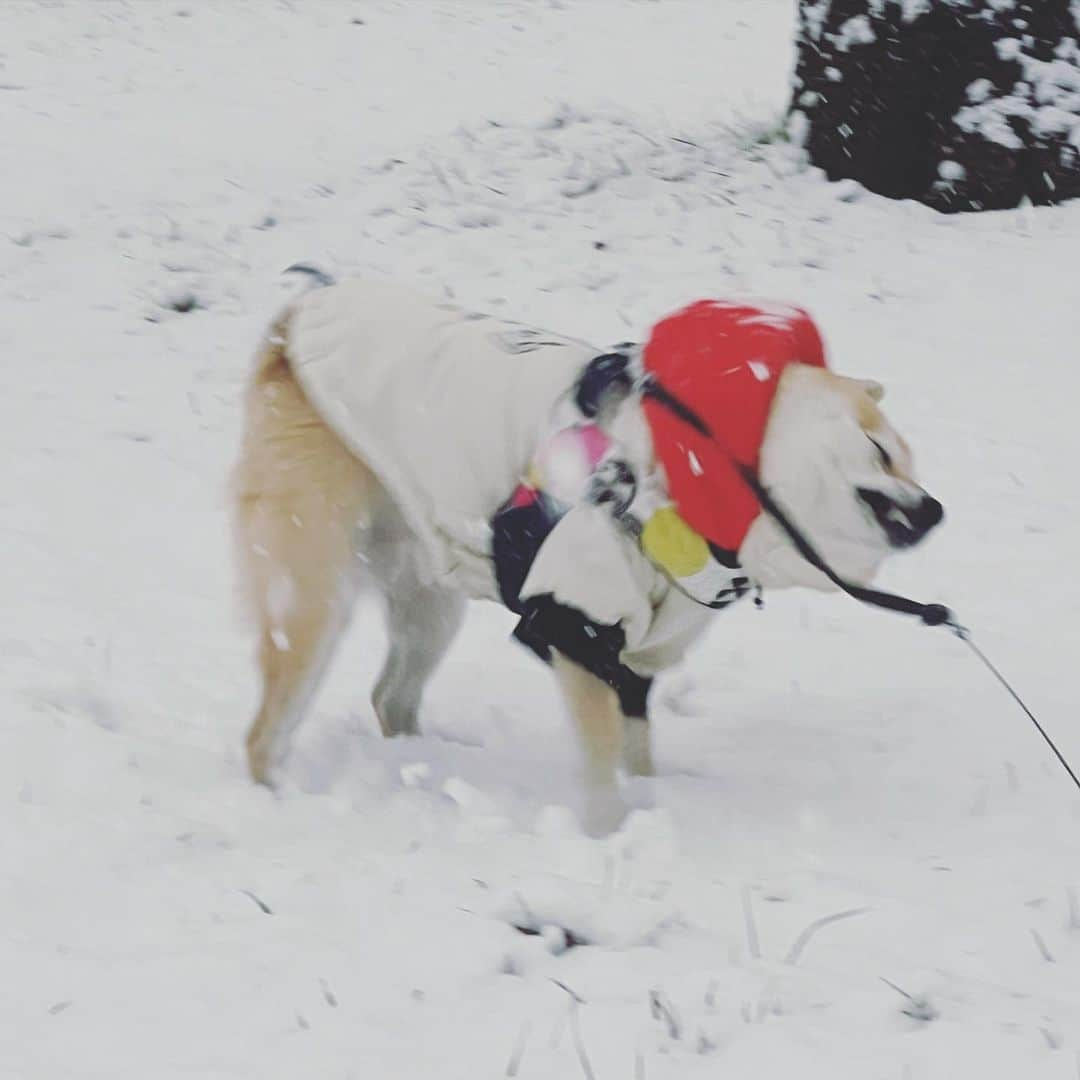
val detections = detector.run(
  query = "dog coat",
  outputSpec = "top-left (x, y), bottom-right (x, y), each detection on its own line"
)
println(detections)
top-left (287, 277), bottom-right (595, 594)
top-left (287, 279), bottom-right (826, 690)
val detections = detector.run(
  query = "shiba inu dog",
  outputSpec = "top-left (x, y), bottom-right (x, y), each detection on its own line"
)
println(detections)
top-left (232, 276), bottom-right (943, 832)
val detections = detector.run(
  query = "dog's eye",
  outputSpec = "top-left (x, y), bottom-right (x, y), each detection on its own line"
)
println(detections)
top-left (868, 437), bottom-right (893, 469)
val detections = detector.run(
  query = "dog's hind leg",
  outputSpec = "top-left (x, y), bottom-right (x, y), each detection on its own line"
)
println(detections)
top-left (233, 324), bottom-right (377, 784)
top-left (370, 544), bottom-right (465, 738)
top-left (552, 653), bottom-right (629, 835)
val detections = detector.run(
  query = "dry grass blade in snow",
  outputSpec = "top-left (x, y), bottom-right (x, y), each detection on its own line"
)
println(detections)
top-left (784, 908), bottom-right (872, 966)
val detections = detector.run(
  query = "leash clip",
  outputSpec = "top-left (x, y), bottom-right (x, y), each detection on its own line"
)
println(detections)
top-left (916, 602), bottom-right (970, 639)
top-left (919, 603), bottom-right (953, 628)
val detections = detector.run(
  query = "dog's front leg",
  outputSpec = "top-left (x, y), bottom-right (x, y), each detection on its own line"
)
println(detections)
top-left (615, 673), bottom-right (654, 777)
top-left (622, 715), bottom-right (654, 777)
top-left (552, 652), bottom-right (628, 835)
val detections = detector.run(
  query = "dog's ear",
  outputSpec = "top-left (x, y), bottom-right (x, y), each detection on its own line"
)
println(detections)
top-left (859, 379), bottom-right (886, 402)
top-left (831, 374), bottom-right (886, 403)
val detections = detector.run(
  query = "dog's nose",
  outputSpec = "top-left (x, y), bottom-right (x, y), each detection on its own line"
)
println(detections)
top-left (857, 487), bottom-right (944, 548)
top-left (912, 493), bottom-right (944, 534)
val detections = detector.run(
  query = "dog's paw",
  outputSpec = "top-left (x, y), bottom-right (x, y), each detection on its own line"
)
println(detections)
top-left (373, 700), bottom-right (421, 739)
top-left (582, 786), bottom-right (629, 837)
top-left (248, 757), bottom-right (277, 789)
top-left (246, 733), bottom-right (282, 788)
top-left (623, 774), bottom-right (656, 813)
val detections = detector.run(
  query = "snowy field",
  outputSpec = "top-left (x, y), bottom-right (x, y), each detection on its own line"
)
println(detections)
top-left (4, 1), bottom-right (1080, 1076)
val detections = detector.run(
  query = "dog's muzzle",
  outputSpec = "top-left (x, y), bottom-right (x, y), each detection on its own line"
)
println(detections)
top-left (857, 488), bottom-right (944, 548)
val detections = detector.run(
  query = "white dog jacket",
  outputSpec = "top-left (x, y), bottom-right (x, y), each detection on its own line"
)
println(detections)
top-left (286, 278), bottom-right (715, 677)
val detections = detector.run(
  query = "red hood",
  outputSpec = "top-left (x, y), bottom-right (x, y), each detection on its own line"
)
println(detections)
top-left (641, 299), bottom-right (828, 556)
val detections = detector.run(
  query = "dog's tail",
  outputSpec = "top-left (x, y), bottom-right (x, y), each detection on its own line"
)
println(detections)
top-left (283, 262), bottom-right (336, 290)
top-left (242, 264), bottom-right (334, 389)
top-left (246, 264), bottom-right (332, 388)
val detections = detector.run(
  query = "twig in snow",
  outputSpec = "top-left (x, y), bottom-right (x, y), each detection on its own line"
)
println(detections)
top-left (879, 977), bottom-right (937, 1022)
top-left (550, 979), bottom-right (586, 1005)
top-left (1067, 887), bottom-right (1080, 931)
top-left (1041, 1027), bottom-right (1062, 1050)
top-left (551, 981), bottom-right (595, 1080)
top-left (1030, 928), bottom-right (1055, 963)
top-left (627, 127), bottom-right (661, 148)
top-left (741, 886), bottom-right (761, 960)
top-left (649, 989), bottom-right (681, 1040)
top-left (784, 907), bottom-right (870, 966)
top-left (568, 1001), bottom-right (596, 1080)
top-left (239, 889), bottom-right (273, 915)
top-left (563, 177), bottom-right (602, 199)
top-left (505, 1020), bottom-right (532, 1078)
top-left (512, 922), bottom-right (586, 950)
top-left (319, 978), bottom-right (338, 1007)
top-left (879, 976), bottom-right (917, 1004)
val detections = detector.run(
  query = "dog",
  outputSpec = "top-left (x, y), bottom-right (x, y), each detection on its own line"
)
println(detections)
top-left (231, 275), bottom-right (943, 832)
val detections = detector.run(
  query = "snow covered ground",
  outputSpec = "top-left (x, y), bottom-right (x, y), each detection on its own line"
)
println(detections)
top-left (3, 1), bottom-right (1080, 1076)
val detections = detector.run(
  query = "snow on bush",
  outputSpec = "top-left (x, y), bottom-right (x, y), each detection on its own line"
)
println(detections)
top-left (955, 36), bottom-right (1080, 151)
top-left (793, 0), bottom-right (1080, 209)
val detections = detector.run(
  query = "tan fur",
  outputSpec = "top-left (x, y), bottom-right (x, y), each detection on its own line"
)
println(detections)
top-left (830, 371), bottom-right (916, 482)
top-left (232, 317), bottom-right (381, 783)
top-left (552, 652), bottom-right (628, 833)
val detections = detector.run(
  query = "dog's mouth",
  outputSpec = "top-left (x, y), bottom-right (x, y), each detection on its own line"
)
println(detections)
top-left (857, 487), bottom-right (944, 549)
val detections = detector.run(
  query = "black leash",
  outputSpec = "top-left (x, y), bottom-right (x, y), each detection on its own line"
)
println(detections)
top-left (643, 377), bottom-right (1080, 796)
top-left (734, 462), bottom-right (952, 628)
top-left (956, 634), bottom-right (1080, 794)
top-left (743, 461), bottom-right (1080, 796)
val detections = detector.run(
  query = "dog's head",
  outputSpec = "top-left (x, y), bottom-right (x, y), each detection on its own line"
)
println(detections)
top-left (738, 366), bottom-right (944, 591)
